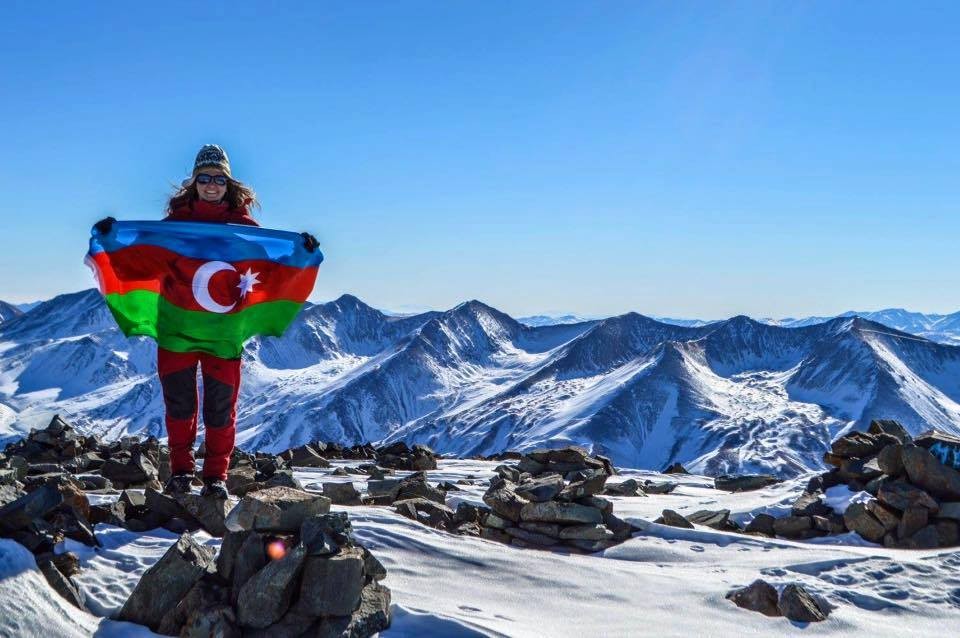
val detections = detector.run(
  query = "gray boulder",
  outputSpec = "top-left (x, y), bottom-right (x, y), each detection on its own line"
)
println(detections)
top-left (777, 584), bottom-right (828, 622)
top-left (715, 474), bottom-right (779, 492)
top-left (520, 501), bottom-right (603, 525)
top-left (236, 544), bottom-right (307, 629)
top-left (902, 444), bottom-right (960, 500)
top-left (726, 579), bottom-right (780, 617)
top-left (296, 547), bottom-right (366, 617)
top-left (225, 487), bottom-right (331, 533)
top-left (118, 534), bottom-right (216, 631)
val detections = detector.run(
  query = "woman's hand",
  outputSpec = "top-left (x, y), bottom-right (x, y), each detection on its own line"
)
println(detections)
top-left (94, 216), bottom-right (116, 234)
top-left (301, 232), bottom-right (319, 253)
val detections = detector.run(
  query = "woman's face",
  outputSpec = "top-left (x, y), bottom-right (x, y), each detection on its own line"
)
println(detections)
top-left (195, 169), bottom-right (228, 203)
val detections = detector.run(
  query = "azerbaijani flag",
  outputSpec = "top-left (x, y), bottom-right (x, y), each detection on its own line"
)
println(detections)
top-left (86, 220), bottom-right (324, 358)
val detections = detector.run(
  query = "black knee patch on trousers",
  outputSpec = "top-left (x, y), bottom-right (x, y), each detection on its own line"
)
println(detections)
top-left (202, 373), bottom-right (235, 428)
top-left (160, 366), bottom-right (198, 420)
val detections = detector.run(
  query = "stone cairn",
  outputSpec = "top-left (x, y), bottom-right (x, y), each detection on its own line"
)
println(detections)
top-left (117, 487), bottom-right (390, 637)
top-left (466, 446), bottom-right (643, 553)
top-left (0, 416), bottom-right (392, 637)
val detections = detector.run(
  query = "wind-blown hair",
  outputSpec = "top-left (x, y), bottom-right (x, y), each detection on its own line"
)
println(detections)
top-left (166, 176), bottom-right (261, 214)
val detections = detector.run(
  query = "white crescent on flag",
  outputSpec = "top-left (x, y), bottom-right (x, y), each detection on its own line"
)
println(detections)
top-left (192, 261), bottom-right (237, 313)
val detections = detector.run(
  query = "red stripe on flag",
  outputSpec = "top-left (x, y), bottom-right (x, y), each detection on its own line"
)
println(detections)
top-left (92, 244), bottom-right (318, 313)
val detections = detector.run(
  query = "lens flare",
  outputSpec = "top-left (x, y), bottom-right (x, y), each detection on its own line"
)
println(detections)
top-left (266, 539), bottom-right (287, 560)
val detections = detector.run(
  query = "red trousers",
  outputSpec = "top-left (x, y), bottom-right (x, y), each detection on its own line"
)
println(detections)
top-left (158, 347), bottom-right (241, 480)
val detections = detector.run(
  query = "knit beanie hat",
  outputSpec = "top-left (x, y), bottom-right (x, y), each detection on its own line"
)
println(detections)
top-left (193, 144), bottom-right (231, 177)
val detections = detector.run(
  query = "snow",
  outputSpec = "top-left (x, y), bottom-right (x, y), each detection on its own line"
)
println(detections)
top-left (9, 460), bottom-right (959, 637)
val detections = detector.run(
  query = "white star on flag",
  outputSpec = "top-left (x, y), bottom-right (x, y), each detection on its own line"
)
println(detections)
top-left (236, 268), bottom-right (262, 299)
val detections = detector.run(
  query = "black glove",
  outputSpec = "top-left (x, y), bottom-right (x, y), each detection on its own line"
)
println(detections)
top-left (94, 216), bottom-right (116, 235)
top-left (301, 232), bottom-right (319, 253)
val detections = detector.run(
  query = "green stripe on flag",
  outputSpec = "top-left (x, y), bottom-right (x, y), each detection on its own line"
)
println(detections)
top-left (104, 290), bottom-right (303, 358)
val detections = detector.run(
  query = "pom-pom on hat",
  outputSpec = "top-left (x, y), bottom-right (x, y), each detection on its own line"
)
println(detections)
top-left (193, 144), bottom-right (231, 177)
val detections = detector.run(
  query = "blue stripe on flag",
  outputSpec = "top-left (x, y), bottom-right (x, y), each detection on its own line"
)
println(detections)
top-left (88, 220), bottom-right (324, 267)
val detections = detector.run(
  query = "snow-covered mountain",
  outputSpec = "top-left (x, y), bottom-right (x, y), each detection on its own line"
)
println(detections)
top-left (3, 290), bottom-right (960, 477)
top-left (529, 309), bottom-right (960, 344)
top-left (0, 300), bottom-right (22, 323)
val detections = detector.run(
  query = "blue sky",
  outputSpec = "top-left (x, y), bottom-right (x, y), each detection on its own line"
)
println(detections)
top-left (1, 1), bottom-right (958, 318)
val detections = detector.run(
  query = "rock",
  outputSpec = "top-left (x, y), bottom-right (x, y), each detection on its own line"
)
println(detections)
top-left (226, 486), bottom-right (331, 533)
top-left (602, 511), bottom-right (638, 541)
top-left (726, 579), bottom-right (780, 617)
top-left (663, 462), bottom-right (689, 474)
top-left (280, 444), bottom-right (330, 468)
top-left (37, 557), bottom-right (87, 611)
top-left (264, 469), bottom-right (303, 490)
top-left (452, 502), bottom-right (484, 526)
top-left (315, 581), bottom-right (391, 637)
top-left (915, 430), bottom-right (960, 470)
top-left (301, 513), bottom-right (353, 556)
top-left (519, 501), bottom-right (603, 525)
top-left (899, 524), bottom-right (940, 549)
top-left (558, 524), bottom-right (615, 541)
top-left (226, 465), bottom-right (258, 494)
top-left (480, 526), bottom-right (512, 544)
top-left (898, 505), bottom-right (929, 540)
top-left (482, 482), bottom-right (529, 522)
top-left (743, 513), bottom-right (776, 536)
top-left (366, 478), bottom-right (401, 503)
top-left (180, 604), bottom-right (239, 638)
top-left (0, 482), bottom-right (63, 532)
top-left (939, 502), bottom-right (960, 521)
top-left (777, 584), bottom-right (828, 622)
top-left (934, 519), bottom-right (960, 547)
top-left (395, 473), bottom-right (445, 504)
top-left (773, 516), bottom-right (815, 539)
top-left (603, 478), bottom-right (642, 497)
top-left (394, 497), bottom-right (454, 529)
top-left (518, 521), bottom-right (563, 537)
top-left (332, 467), bottom-right (350, 477)
top-left (495, 464), bottom-right (521, 482)
top-left (100, 453), bottom-right (157, 486)
top-left (6, 455), bottom-right (27, 482)
top-left (657, 509), bottom-right (694, 529)
top-left (156, 578), bottom-right (229, 636)
top-left (175, 493), bottom-right (232, 537)
top-left (504, 526), bottom-right (558, 547)
top-left (714, 475), bottom-right (778, 492)
top-left (877, 480), bottom-right (939, 513)
top-left (236, 544), bottom-right (307, 629)
top-left (791, 493), bottom-right (832, 518)
top-left (563, 539), bottom-right (618, 553)
top-left (516, 456), bottom-right (547, 475)
top-left (296, 547), bottom-right (365, 617)
top-left (877, 444), bottom-right (904, 477)
top-left (118, 533), bottom-right (216, 631)
top-left (831, 431), bottom-right (880, 458)
top-left (322, 482), bottom-right (362, 506)
top-left (868, 419), bottom-right (911, 444)
top-left (525, 446), bottom-right (590, 468)
top-left (843, 502), bottom-right (886, 543)
top-left (229, 533), bottom-right (268, 601)
top-left (576, 496), bottom-right (613, 515)
top-left (514, 475), bottom-right (564, 502)
top-left (865, 499), bottom-right (900, 532)
top-left (483, 512), bottom-right (510, 530)
top-left (901, 444), bottom-right (960, 500)
top-left (687, 509), bottom-right (738, 531)
top-left (558, 471), bottom-right (608, 501)
top-left (642, 481), bottom-right (677, 495)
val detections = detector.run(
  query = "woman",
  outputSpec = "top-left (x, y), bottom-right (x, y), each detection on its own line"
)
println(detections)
top-left (97, 144), bottom-right (317, 498)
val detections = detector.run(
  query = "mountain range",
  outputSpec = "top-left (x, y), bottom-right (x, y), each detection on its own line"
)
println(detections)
top-left (2, 290), bottom-right (960, 478)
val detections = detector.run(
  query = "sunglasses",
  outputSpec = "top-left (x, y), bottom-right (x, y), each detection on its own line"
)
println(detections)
top-left (196, 174), bottom-right (228, 186)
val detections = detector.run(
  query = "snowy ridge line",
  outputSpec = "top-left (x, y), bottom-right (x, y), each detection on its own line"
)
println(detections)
top-left (2, 290), bottom-right (960, 479)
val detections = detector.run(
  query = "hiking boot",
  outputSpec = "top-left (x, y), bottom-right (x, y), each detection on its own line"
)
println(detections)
top-left (201, 477), bottom-right (229, 499)
top-left (164, 473), bottom-right (194, 496)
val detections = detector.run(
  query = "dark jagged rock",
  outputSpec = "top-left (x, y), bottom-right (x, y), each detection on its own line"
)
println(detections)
top-left (831, 431), bottom-right (881, 459)
top-left (118, 534), bottom-right (217, 631)
top-left (843, 502), bottom-right (886, 543)
top-left (877, 480), bottom-right (939, 513)
top-left (656, 509), bottom-right (694, 529)
top-left (236, 544), bottom-right (307, 629)
top-left (642, 480), bottom-right (677, 495)
top-left (726, 579), bottom-right (780, 617)
top-left (514, 475), bottom-right (564, 502)
top-left (279, 444), bottom-right (331, 469)
top-left (395, 472), bottom-right (445, 504)
top-left (902, 443), bottom-right (960, 500)
top-left (744, 513), bottom-right (776, 537)
top-left (687, 509), bottom-right (739, 532)
top-left (483, 480), bottom-right (529, 523)
top-left (777, 584), bottom-right (828, 622)
top-left (321, 482), bottom-right (362, 506)
top-left (868, 419), bottom-right (911, 444)
top-left (226, 487), bottom-right (331, 533)
top-left (394, 498), bottom-right (454, 530)
top-left (520, 501), bottom-right (603, 525)
top-left (714, 474), bottom-right (779, 492)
